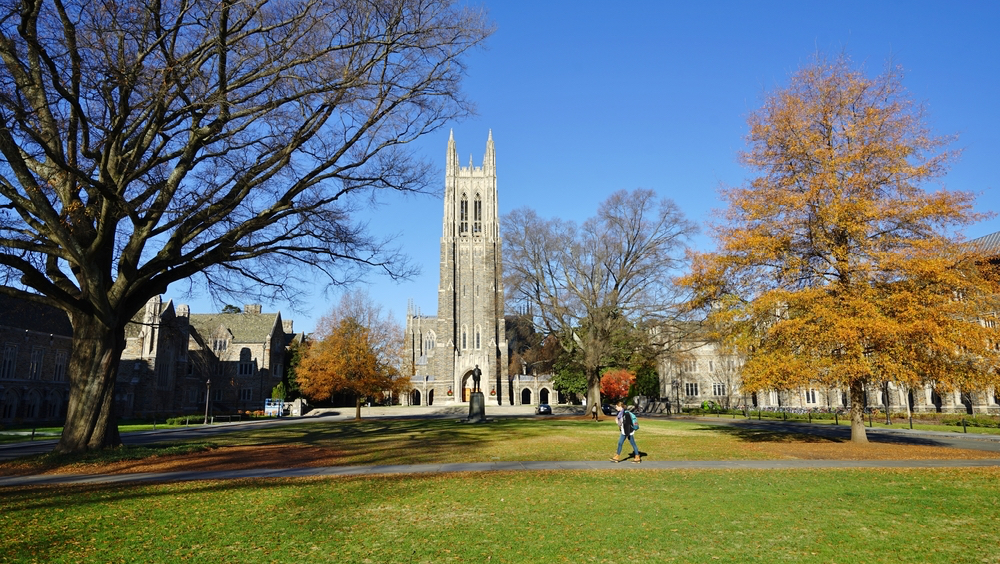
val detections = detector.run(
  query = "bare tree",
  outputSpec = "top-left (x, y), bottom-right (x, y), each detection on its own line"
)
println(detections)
top-left (503, 189), bottom-right (696, 410)
top-left (0, 0), bottom-right (492, 453)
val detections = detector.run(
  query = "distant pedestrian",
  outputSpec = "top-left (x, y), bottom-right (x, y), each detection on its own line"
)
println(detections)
top-left (610, 402), bottom-right (640, 463)
top-left (591, 403), bottom-right (598, 420)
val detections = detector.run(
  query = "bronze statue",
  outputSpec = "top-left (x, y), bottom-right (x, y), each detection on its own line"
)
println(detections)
top-left (472, 365), bottom-right (482, 393)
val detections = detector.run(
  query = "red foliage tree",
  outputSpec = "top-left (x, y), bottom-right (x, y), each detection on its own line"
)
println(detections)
top-left (600, 369), bottom-right (636, 403)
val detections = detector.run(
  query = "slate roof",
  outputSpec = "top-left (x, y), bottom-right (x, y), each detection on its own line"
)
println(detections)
top-left (969, 230), bottom-right (1000, 257)
top-left (0, 292), bottom-right (72, 336)
top-left (187, 312), bottom-right (281, 343)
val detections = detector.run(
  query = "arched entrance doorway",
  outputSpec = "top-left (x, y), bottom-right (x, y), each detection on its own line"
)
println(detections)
top-left (931, 390), bottom-right (942, 412)
top-left (521, 388), bottom-right (531, 405)
top-left (540, 388), bottom-right (549, 404)
top-left (411, 389), bottom-right (421, 406)
top-left (428, 389), bottom-right (434, 406)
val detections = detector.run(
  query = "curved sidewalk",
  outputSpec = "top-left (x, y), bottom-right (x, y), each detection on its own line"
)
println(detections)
top-left (3, 457), bottom-right (1000, 488)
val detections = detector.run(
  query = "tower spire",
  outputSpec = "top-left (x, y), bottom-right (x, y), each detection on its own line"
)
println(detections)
top-left (484, 129), bottom-right (495, 173)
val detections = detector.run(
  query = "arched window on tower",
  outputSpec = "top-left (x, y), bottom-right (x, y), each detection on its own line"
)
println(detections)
top-left (461, 325), bottom-right (468, 349)
top-left (475, 325), bottom-right (481, 349)
top-left (459, 194), bottom-right (468, 235)
top-left (473, 194), bottom-right (482, 235)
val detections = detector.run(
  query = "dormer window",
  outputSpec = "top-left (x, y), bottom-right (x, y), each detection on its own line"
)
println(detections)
top-left (213, 338), bottom-right (228, 352)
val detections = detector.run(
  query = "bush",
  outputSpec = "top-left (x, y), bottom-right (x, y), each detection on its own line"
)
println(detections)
top-left (166, 415), bottom-right (207, 425)
top-left (941, 415), bottom-right (1000, 428)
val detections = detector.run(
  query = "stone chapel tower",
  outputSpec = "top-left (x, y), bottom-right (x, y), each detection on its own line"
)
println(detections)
top-left (405, 131), bottom-right (509, 405)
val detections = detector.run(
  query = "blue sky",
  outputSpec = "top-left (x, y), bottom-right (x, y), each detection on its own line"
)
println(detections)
top-left (179, 0), bottom-right (1000, 332)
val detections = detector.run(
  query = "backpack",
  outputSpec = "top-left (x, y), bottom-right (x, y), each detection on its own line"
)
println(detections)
top-left (628, 411), bottom-right (639, 431)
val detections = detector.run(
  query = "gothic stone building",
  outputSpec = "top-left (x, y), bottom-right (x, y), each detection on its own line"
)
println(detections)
top-left (117, 297), bottom-right (303, 418)
top-left (404, 132), bottom-right (509, 405)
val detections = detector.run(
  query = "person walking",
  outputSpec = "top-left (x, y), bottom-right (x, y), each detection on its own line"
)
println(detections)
top-left (610, 402), bottom-right (640, 463)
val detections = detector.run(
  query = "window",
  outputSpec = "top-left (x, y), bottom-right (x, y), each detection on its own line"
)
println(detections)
top-left (213, 338), bottom-right (228, 352)
top-left (157, 361), bottom-right (169, 388)
top-left (682, 360), bottom-right (697, 373)
top-left (475, 326), bottom-right (481, 349)
top-left (985, 319), bottom-right (997, 329)
top-left (239, 361), bottom-right (254, 376)
top-left (53, 351), bottom-right (67, 382)
top-left (29, 347), bottom-right (44, 380)
top-left (712, 383), bottom-right (726, 396)
top-left (272, 363), bottom-right (282, 378)
top-left (461, 326), bottom-right (467, 349)
top-left (240, 388), bottom-right (253, 401)
top-left (2, 345), bottom-right (17, 379)
top-left (805, 389), bottom-right (817, 404)
top-left (212, 389), bottom-right (223, 401)
top-left (459, 194), bottom-right (469, 235)
top-left (685, 382), bottom-right (699, 397)
top-left (473, 194), bottom-right (482, 234)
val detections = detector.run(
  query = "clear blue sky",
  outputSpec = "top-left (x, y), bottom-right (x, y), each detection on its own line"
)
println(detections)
top-left (178, 0), bottom-right (1000, 333)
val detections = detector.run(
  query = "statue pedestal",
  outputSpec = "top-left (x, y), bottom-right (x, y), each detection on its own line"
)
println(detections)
top-left (465, 392), bottom-right (487, 423)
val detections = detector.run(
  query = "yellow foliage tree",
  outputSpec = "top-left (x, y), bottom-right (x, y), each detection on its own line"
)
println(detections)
top-left (296, 291), bottom-right (409, 420)
top-left (682, 55), bottom-right (1000, 443)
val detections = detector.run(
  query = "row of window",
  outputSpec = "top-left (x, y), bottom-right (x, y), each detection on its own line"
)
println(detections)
top-left (680, 359), bottom-right (740, 373)
top-left (682, 382), bottom-right (824, 405)
top-left (458, 193), bottom-right (484, 236)
top-left (1, 345), bottom-right (67, 381)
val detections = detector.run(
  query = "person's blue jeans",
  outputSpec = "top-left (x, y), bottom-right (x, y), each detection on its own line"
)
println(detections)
top-left (616, 433), bottom-right (638, 455)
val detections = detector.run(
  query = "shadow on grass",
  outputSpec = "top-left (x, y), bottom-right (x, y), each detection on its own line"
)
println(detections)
top-left (2, 418), bottom-right (561, 475)
top-left (689, 420), bottom-right (961, 448)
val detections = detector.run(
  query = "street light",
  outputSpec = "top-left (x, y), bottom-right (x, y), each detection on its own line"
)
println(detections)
top-left (203, 379), bottom-right (211, 424)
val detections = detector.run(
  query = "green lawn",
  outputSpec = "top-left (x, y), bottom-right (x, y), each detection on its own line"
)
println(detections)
top-left (1, 418), bottom-right (999, 563)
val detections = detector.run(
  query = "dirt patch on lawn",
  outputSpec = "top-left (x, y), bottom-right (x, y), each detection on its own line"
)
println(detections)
top-left (0, 445), bottom-right (344, 477)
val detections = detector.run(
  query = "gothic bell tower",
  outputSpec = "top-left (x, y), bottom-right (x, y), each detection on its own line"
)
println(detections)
top-left (405, 131), bottom-right (509, 405)
top-left (440, 130), bottom-right (508, 403)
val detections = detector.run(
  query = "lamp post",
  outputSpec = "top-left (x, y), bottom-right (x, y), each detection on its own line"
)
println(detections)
top-left (203, 379), bottom-right (211, 424)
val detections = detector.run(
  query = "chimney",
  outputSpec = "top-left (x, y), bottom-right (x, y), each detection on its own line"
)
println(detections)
top-left (282, 320), bottom-right (293, 333)
top-left (244, 304), bottom-right (262, 314)
top-left (177, 304), bottom-right (190, 317)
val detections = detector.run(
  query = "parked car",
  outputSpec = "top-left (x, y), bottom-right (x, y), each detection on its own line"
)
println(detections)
top-left (535, 404), bottom-right (552, 415)
top-left (601, 404), bottom-right (616, 416)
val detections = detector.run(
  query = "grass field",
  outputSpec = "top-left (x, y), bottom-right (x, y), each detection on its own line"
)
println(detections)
top-left (2, 417), bottom-right (999, 563)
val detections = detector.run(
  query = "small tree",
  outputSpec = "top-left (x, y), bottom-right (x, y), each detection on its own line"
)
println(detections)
top-left (600, 369), bottom-right (636, 403)
top-left (295, 290), bottom-right (408, 419)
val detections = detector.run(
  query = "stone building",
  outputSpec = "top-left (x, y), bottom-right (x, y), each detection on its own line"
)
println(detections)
top-left (404, 131), bottom-right (509, 405)
top-left (0, 293), bottom-right (72, 424)
top-left (117, 298), bottom-right (303, 418)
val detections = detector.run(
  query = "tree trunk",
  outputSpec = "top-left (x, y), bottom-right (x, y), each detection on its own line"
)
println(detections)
top-left (355, 396), bottom-right (362, 420)
top-left (849, 380), bottom-right (869, 444)
top-left (587, 367), bottom-right (601, 414)
top-left (56, 314), bottom-right (126, 453)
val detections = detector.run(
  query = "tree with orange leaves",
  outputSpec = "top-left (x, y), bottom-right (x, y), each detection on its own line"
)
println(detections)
top-left (600, 369), bottom-right (636, 403)
top-left (683, 55), bottom-right (1000, 443)
top-left (296, 291), bottom-right (409, 420)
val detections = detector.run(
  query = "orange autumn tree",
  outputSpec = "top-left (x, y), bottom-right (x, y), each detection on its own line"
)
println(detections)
top-left (296, 291), bottom-right (408, 420)
top-left (682, 55), bottom-right (1000, 443)
top-left (600, 369), bottom-right (636, 403)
